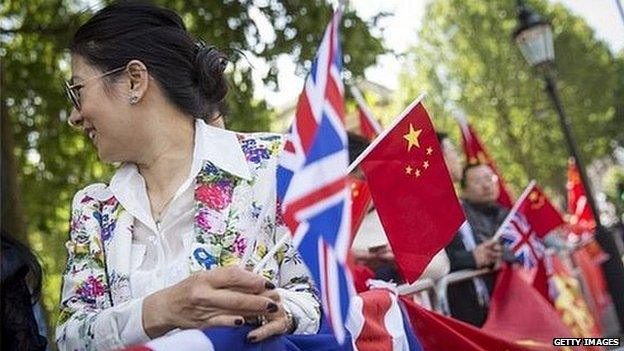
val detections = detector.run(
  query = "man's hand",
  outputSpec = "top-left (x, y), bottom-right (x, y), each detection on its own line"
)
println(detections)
top-left (472, 240), bottom-right (502, 268)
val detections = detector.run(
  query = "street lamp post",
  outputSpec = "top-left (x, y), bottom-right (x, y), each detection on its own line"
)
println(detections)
top-left (514, 0), bottom-right (624, 331)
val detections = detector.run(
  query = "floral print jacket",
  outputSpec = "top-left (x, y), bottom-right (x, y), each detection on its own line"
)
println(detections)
top-left (56, 128), bottom-right (320, 350)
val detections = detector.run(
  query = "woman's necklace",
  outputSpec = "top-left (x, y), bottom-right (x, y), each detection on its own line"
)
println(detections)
top-left (149, 171), bottom-right (187, 229)
top-left (152, 194), bottom-right (175, 228)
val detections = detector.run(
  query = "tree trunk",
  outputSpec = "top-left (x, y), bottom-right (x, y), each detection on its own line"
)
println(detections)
top-left (0, 59), bottom-right (28, 243)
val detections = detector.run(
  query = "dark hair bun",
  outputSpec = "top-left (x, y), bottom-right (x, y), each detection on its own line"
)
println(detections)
top-left (70, 1), bottom-right (229, 120)
top-left (194, 45), bottom-right (228, 104)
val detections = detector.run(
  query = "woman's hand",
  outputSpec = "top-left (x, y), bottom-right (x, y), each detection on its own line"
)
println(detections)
top-left (246, 291), bottom-right (294, 343)
top-left (142, 266), bottom-right (279, 338)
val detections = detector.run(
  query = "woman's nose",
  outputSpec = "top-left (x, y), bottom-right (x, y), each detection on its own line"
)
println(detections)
top-left (68, 108), bottom-right (83, 128)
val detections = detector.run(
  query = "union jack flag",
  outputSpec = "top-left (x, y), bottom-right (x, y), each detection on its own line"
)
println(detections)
top-left (276, 10), bottom-right (354, 344)
top-left (500, 212), bottom-right (546, 270)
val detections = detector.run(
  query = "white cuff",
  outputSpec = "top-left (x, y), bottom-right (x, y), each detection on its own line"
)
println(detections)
top-left (94, 298), bottom-right (151, 349)
top-left (276, 288), bottom-right (320, 335)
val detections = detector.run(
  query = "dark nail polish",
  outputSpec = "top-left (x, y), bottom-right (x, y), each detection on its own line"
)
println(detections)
top-left (235, 319), bottom-right (243, 326)
top-left (264, 281), bottom-right (276, 290)
top-left (247, 336), bottom-right (257, 343)
top-left (267, 302), bottom-right (278, 313)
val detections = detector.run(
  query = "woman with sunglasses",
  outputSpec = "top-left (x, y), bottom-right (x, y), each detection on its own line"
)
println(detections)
top-left (57, 2), bottom-right (320, 350)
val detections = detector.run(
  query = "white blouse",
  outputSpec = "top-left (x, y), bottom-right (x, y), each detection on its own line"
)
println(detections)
top-left (56, 120), bottom-right (320, 350)
top-left (99, 120), bottom-right (259, 345)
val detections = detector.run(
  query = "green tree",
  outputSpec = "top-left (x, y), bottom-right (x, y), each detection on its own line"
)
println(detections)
top-left (398, 0), bottom-right (624, 200)
top-left (0, 0), bottom-right (385, 340)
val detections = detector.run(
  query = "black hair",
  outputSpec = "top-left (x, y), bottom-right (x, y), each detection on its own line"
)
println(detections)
top-left (460, 162), bottom-right (488, 189)
top-left (347, 132), bottom-right (371, 164)
top-left (1, 232), bottom-right (43, 303)
top-left (69, 0), bottom-right (228, 122)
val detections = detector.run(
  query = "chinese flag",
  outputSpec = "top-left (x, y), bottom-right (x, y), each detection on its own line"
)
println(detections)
top-left (348, 176), bottom-right (372, 242)
top-left (458, 119), bottom-right (514, 208)
top-left (482, 264), bottom-right (585, 350)
top-left (400, 296), bottom-right (545, 351)
top-left (358, 97), bottom-right (465, 283)
top-left (520, 184), bottom-right (564, 237)
top-left (346, 176), bottom-right (375, 293)
top-left (346, 176), bottom-right (374, 292)
top-left (566, 158), bottom-right (596, 236)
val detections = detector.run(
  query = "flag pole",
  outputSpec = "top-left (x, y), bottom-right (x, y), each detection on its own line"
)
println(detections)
top-left (492, 179), bottom-right (536, 241)
top-left (253, 232), bottom-right (290, 274)
top-left (350, 85), bottom-right (383, 134)
top-left (451, 108), bottom-right (472, 142)
top-left (347, 93), bottom-right (427, 173)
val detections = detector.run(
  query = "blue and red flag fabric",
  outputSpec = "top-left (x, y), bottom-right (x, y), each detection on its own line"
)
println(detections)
top-left (276, 9), bottom-right (354, 344)
top-left (347, 287), bottom-right (423, 351)
top-left (496, 182), bottom-right (544, 271)
top-left (499, 211), bottom-right (546, 270)
top-left (497, 182), bottom-right (563, 271)
top-left (123, 326), bottom-right (352, 351)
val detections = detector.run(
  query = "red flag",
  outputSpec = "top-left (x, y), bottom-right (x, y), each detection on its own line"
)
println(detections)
top-left (400, 296), bottom-right (548, 351)
top-left (348, 176), bottom-right (372, 243)
top-left (571, 246), bottom-right (610, 333)
top-left (348, 260), bottom-right (375, 293)
top-left (458, 119), bottom-right (514, 208)
top-left (497, 182), bottom-right (563, 272)
top-left (497, 182), bottom-right (546, 271)
top-left (566, 158), bottom-right (595, 236)
top-left (346, 176), bottom-right (374, 293)
top-left (351, 86), bottom-right (383, 141)
top-left (355, 97), bottom-right (465, 283)
top-left (483, 264), bottom-right (580, 350)
top-left (521, 184), bottom-right (565, 237)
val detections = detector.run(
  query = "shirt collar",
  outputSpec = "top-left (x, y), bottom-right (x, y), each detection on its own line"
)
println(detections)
top-left (192, 118), bottom-right (252, 181)
top-left (109, 119), bottom-right (251, 231)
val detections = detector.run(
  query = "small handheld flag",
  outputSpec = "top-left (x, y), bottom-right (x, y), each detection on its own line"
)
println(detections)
top-left (276, 9), bottom-right (353, 344)
top-left (350, 96), bottom-right (465, 283)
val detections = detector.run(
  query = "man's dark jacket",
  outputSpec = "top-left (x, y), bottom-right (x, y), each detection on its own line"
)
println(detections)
top-left (444, 199), bottom-right (509, 327)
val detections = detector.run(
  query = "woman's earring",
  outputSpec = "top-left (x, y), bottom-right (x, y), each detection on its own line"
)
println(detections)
top-left (129, 95), bottom-right (139, 104)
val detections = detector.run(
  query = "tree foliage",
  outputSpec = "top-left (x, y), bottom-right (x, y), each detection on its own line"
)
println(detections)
top-left (0, 0), bottom-right (385, 334)
top-left (398, 0), bottom-right (624, 201)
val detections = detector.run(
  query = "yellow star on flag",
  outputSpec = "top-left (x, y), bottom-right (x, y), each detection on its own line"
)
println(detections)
top-left (403, 124), bottom-right (422, 152)
top-left (529, 191), bottom-right (539, 202)
top-left (426, 147), bottom-right (433, 155)
top-left (405, 165), bottom-right (413, 175)
top-left (423, 161), bottom-right (430, 169)
top-left (415, 169), bottom-right (421, 177)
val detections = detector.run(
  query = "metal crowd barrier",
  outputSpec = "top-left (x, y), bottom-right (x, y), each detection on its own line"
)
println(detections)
top-left (435, 268), bottom-right (494, 315)
top-left (397, 278), bottom-right (437, 310)
top-left (394, 248), bottom-right (608, 328)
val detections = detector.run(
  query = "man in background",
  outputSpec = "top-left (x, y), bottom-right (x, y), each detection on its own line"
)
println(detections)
top-left (445, 163), bottom-right (507, 326)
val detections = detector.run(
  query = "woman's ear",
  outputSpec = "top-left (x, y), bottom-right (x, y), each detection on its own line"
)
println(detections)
top-left (126, 60), bottom-right (148, 105)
